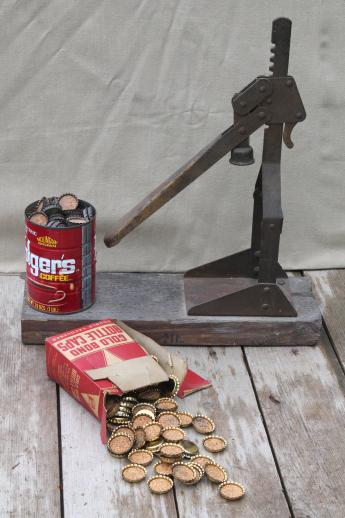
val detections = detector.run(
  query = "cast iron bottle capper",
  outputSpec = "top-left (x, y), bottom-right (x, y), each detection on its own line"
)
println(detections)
top-left (104, 18), bottom-right (306, 318)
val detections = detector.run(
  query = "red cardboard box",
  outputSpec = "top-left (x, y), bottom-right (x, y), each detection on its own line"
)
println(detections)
top-left (46, 319), bottom-right (210, 443)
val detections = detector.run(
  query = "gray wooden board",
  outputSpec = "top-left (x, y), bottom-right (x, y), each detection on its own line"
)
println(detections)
top-left (246, 333), bottom-right (345, 518)
top-left (21, 272), bottom-right (321, 346)
top-left (58, 346), bottom-right (291, 518)
top-left (59, 387), bottom-right (178, 518)
top-left (0, 275), bottom-right (60, 518)
top-left (306, 269), bottom-right (345, 367)
top-left (172, 346), bottom-right (291, 518)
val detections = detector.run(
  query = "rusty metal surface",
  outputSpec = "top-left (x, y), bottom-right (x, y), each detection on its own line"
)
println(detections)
top-left (104, 105), bottom-right (266, 247)
top-left (185, 277), bottom-right (297, 317)
top-left (104, 18), bottom-right (306, 318)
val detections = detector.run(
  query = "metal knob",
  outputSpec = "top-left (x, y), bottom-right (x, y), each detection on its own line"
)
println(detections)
top-left (230, 138), bottom-right (254, 166)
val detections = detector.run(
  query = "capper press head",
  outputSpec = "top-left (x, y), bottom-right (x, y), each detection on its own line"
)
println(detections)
top-left (104, 18), bottom-right (306, 318)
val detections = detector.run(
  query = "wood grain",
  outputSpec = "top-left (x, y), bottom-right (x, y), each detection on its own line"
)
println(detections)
top-left (59, 389), bottom-right (178, 518)
top-left (0, 275), bottom-right (60, 517)
top-left (22, 272), bottom-right (321, 346)
top-left (246, 334), bottom-right (345, 518)
top-left (306, 269), bottom-right (345, 367)
top-left (170, 346), bottom-right (291, 518)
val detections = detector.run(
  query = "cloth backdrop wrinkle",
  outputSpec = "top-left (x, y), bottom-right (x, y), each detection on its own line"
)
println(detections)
top-left (0, 0), bottom-right (344, 272)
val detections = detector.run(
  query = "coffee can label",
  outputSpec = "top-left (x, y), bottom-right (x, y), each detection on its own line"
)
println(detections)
top-left (25, 199), bottom-right (96, 314)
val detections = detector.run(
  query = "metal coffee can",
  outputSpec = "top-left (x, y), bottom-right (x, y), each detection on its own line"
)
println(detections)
top-left (25, 199), bottom-right (96, 314)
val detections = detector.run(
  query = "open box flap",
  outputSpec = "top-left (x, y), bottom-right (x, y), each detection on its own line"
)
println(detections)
top-left (118, 320), bottom-right (187, 381)
top-left (86, 355), bottom-right (169, 392)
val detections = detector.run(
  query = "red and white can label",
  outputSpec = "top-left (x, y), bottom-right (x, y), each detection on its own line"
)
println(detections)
top-left (25, 203), bottom-right (96, 314)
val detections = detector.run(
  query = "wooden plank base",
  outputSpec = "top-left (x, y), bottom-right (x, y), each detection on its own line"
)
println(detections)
top-left (21, 272), bottom-right (322, 346)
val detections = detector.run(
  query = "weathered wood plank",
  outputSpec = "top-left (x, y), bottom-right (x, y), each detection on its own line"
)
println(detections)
top-left (171, 346), bottom-right (291, 518)
top-left (306, 269), bottom-right (345, 367)
top-left (246, 334), bottom-right (345, 518)
top-left (59, 388), bottom-right (178, 518)
top-left (22, 272), bottom-right (321, 346)
top-left (0, 275), bottom-right (60, 518)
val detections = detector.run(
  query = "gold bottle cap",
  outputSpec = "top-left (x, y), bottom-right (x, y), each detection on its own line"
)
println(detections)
top-left (203, 435), bottom-right (227, 453)
top-left (177, 411), bottom-right (193, 428)
top-left (134, 408), bottom-right (155, 420)
top-left (112, 425), bottom-right (135, 441)
top-left (159, 442), bottom-right (184, 458)
top-left (161, 427), bottom-right (185, 443)
top-left (132, 403), bottom-right (156, 416)
top-left (133, 427), bottom-right (146, 449)
top-left (122, 463), bottom-right (147, 483)
top-left (188, 462), bottom-right (205, 476)
top-left (218, 481), bottom-right (245, 501)
top-left (114, 410), bottom-right (132, 417)
top-left (180, 439), bottom-right (199, 457)
top-left (158, 375), bottom-right (180, 398)
top-left (29, 211), bottom-right (48, 226)
top-left (153, 461), bottom-right (173, 477)
top-left (107, 433), bottom-right (134, 456)
top-left (58, 193), bottom-right (79, 210)
top-left (132, 412), bottom-right (154, 430)
top-left (128, 449), bottom-right (153, 466)
top-left (157, 455), bottom-right (178, 464)
top-left (121, 395), bottom-right (138, 403)
top-left (155, 398), bottom-right (178, 412)
top-left (157, 411), bottom-right (181, 428)
top-left (167, 375), bottom-right (180, 397)
top-left (192, 414), bottom-right (215, 434)
top-left (185, 463), bottom-right (204, 484)
top-left (205, 463), bottom-right (228, 484)
top-left (143, 422), bottom-right (162, 442)
top-left (108, 417), bottom-right (131, 425)
top-left (138, 387), bottom-right (161, 402)
top-left (147, 475), bottom-right (174, 494)
top-left (172, 462), bottom-right (197, 483)
top-left (190, 455), bottom-right (214, 469)
top-left (119, 401), bottom-right (134, 413)
top-left (146, 438), bottom-right (164, 452)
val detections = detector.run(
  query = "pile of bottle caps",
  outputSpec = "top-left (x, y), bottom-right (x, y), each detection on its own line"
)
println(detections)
top-left (105, 376), bottom-right (245, 501)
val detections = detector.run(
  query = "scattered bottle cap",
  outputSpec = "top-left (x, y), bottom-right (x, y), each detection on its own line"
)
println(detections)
top-left (180, 439), bottom-right (199, 457)
top-left (147, 475), bottom-right (174, 494)
top-left (157, 411), bottom-right (181, 428)
top-left (192, 414), bottom-right (215, 434)
top-left (143, 422), bottom-right (162, 442)
top-left (177, 411), bottom-right (193, 428)
top-left (161, 427), bottom-right (185, 443)
top-left (218, 481), bottom-right (245, 501)
top-left (128, 449), bottom-right (154, 466)
top-left (190, 454), bottom-right (214, 469)
top-left (153, 461), bottom-right (173, 477)
top-left (205, 463), bottom-right (228, 484)
top-left (107, 433), bottom-right (134, 456)
top-left (159, 442), bottom-right (184, 458)
top-left (203, 435), bottom-right (227, 453)
top-left (155, 398), bottom-right (178, 412)
top-left (122, 464), bottom-right (147, 483)
top-left (172, 462), bottom-right (197, 484)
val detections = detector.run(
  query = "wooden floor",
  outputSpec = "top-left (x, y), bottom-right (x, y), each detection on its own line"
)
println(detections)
top-left (1, 271), bottom-right (345, 518)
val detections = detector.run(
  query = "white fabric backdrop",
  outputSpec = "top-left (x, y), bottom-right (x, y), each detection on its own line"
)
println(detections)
top-left (0, 0), bottom-right (344, 272)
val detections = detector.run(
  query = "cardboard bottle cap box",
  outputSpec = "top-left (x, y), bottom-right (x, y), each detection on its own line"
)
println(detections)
top-left (45, 319), bottom-right (210, 443)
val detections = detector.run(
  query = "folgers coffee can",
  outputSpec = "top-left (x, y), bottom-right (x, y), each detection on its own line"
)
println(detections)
top-left (25, 197), bottom-right (96, 314)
